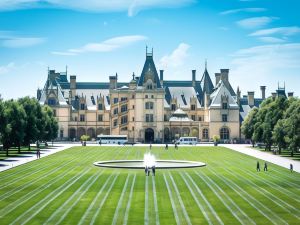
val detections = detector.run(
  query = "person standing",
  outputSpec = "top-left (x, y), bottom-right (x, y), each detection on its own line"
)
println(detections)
top-left (264, 162), bottom-right (268, 171)
top-left (152, 166), bottom-right (156, 176)
top-left (145, 166), bottom-right (148, 176)
top-left (256, 161), bottom-right (260, 172)
top-left (290, 163), bottom-right (293, 172)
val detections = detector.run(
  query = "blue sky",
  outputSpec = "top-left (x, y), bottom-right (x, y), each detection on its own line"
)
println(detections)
top-left (0, 0), bottom-right (300, 99)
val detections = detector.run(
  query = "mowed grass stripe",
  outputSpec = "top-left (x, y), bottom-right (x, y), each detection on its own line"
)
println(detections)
top-left (163, 173), bottom-right (180, 225)
top-left (112, 173), bottom-right (131, 225)
top-left (0, 147), bottom-right (103, 214)
top-left (89, 173), bottom-right (120, 225)
top-left (10, 168), bottom-right (91, 225)
top-left (180, 172), bottom-right (222, 225)
top-left (78, 172), bottom-right (116, 225)
top-left (220, 164), bottom-right (300, 221)
top-left (44, 170), bottom-right (103, 225)
top-left (196, 170), bottom-right (255, 225)
top-left (208, 167), bottom-right (288, 225)
top-left (219, 152), bottom-right (300, 203)
top-left (168, 172), bottom-right (192, 225)
top-left (123, 173), bottom-right (137, 225)
top-left (152, 175), bottom-right (160, 225)
top-left (144, 174), bottom-right (149, 225)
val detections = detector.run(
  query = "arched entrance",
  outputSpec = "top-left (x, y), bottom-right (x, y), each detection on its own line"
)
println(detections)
top-left (145, 128), bottom-right (154, 143)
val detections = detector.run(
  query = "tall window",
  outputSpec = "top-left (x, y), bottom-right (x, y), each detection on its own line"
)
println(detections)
top-left (222, 114), bottom-right (228, 122)
top-left (220, 127), bottom-right (230, 140)
top-left (113, 108), bottom-right (118, 115)
top-left (113, 98), bottom-right (118, 104)
top-left (191, 104), bottom-right (196, 110)
top-left (202, 128), bottom-right (209, 139)
top-left (198, 116), bottom-right (202, 121)
top-left (145, 102), bottom-right (154, 109)
top-left (60, 130), bottom-right (63, 138)
top-left (171, 104), bottom-right (176, 111)
top-left (121, 104), bottom-right (128, 113)
top-left (146, 114), bottom-right (154, 122)
top-left (121, 116), bottom-right (128, 125)
top-left (191, 115), bottom-right (196, 121)
top-left (222, 102), bottom-right (228, 109)
top-left (121, 97), bottom-right (127, 102)
top-left (98, 103), bottom-right (103, 110)
top-left (80, 103), bottom-right (85, 110)
top-left (147, 84), bottom-right (153, 89)
top-left (164, 114), bottom-right (168, 121)
top-left (80, 114), bottom-right (85, 122)
top-left (113, 119), bottom-right (118, 127)
top-left (98, 114), bottom-right (103, 121)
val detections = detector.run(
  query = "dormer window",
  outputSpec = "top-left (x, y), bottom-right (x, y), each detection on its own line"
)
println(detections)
top-left (47, 98), bottom-right (56, 106)
top-left (191, 104), bottom-right (196, 110)
top-left (222, 102), bottom-right (228, 109)
top-left (171, 104), bottom-right (176, 111)
top-left (80, 103), bottom-right (85, 110)
top-left (147, 83), bottom-right (153, 90)
top-left (98, 103), bottom-right (103, 110)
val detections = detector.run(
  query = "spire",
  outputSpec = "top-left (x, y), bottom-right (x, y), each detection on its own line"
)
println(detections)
top-left (200, 64), bottom-right (214, 95)
top-left (205, 59), bottom-right (207, 70)
top-left (66, 65), bottom-right (68, 74)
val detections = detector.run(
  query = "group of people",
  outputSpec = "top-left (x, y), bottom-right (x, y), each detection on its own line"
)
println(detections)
top-left (145, 166), bottom-right (156, 176)
top-left (257, 161), bottom-right (294, 172)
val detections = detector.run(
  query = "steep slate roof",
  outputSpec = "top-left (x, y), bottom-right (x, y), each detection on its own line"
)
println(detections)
top-left (209, 81), bottom-right (239, 109)
top-left (137, 54), bottom-right (162, 88)
top-left (239, 97), bottom-right (263, 122)
top-left (200, 68), bottom-right (214, 95)
top-left (164, 80), bottom-right (203, 106)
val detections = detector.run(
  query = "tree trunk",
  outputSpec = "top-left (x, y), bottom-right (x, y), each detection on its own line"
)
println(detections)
top-left (291, 149), bottom-right (294, 157)
top-left (251, 140), bottom-right (254, 147)
top-left (278, 146), bottom-right (281, 155)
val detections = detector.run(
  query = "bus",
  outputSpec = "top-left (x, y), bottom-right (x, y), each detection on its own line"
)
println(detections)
top-left (176, 137), bottom-right (198, 145)
top-left (97, 135), bottom-right (128, 145)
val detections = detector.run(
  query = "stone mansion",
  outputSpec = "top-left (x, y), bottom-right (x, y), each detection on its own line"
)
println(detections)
top-left (37, 49), bottom-right (281, 143)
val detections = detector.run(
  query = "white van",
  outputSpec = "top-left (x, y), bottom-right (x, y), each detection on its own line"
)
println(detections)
top-left (176, 137), bottom-right (197, 145)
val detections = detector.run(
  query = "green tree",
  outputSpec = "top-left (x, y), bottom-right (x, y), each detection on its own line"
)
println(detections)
top-left (42, 105), bottom-right (58, 142)
top-left (241, 107), bottom-right (258, 147)
top-left (5, 100), bottom-right (26, 153)
top-left (18, 97), bottom-right (40, 150)
top-left (273, 119), bottom-right (287, 154)
top-left (282, 99), bottom-right (300, 156)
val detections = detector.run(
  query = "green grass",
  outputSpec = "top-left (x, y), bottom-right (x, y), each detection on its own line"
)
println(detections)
top-left (0, 146), bottom-right (299, 225)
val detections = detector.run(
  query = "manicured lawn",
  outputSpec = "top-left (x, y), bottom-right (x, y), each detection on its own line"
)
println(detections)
top-left (0, 146), bottom-right (299, 225)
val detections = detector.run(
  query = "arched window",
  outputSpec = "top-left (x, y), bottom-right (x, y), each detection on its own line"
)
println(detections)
top-left (220, 127), bottom-right (230, 140)
top-left (145, 102), bottom-right (154, 109)
top-left (202, 128), bottom-right (209, 139)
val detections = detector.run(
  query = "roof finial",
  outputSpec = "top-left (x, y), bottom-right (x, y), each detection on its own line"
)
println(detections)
top-left (205, 59), bottom-right (207, 70)
top-left (66, 65), bottom-right (68, 74)
top-left (146, 45), bottom-right (148, 56)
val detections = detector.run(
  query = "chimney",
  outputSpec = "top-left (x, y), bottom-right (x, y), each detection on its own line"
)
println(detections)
top-left (247, 91), bottom-right (254, 107)
top-left (109, 75), bottom-right (117, 89)
top-left (37, 89), bottom-right (41, 100)
top-left (192, 70), bottom-right (196, 86)
top-left (271, 92), bottom-right (277, 99)
top-left (215, 73), bottom-right (221, 85)
top-left (288, 92), bottom-right (294, 97)
top-left (237, 86), bottom-right (241, 104)
top-left (160, 70), bottom-right (164, 86)
top-left (220, 69), bottom-right (229, 82)
top-left (70, 75), bottom-right (76, 98)
top-left (260, 86), bottom-right (266, 99)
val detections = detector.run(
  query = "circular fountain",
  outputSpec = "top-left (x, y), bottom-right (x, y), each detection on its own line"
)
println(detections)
top-left (94, 153), bottom-right (206, 169)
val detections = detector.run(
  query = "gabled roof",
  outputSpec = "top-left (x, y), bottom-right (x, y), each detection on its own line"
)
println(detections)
top-left (209, 81), bottom-right (239, 109)
top-left (200, 68), bottom-right (214, 94)
top-left (137, 54), bottom-right (161, 88)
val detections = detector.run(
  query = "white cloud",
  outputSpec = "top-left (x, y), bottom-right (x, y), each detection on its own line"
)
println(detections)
top-left (229, 43), bottom-right (300, 97)
top-left (236, 17), bottom-right (277, 29)
top-left (220, 8), bottom-right (266, 15)
top-left (258, 36), bottom-right (286, 43)
top-left (2, 37), bottom-right (45, 48)
top-left (0, 0), bottom-right (195, 16)
top-left (159, 43), bottom-right (190, 69)
top-left (0, 62), bottom-right (15, 74)
top-left (52, 35), bottom-right (147, 55)
top-left (250, 26), bottom-right (300, 36)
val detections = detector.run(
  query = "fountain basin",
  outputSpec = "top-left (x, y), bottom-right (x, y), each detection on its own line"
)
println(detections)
top-left (94, 160), bottom-right (206, 169)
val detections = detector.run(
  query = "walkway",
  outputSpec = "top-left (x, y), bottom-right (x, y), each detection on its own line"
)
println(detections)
top-left (222, 144), bottom-right (300, 173)
top-left (0, 143), bottom-right (80, 172)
